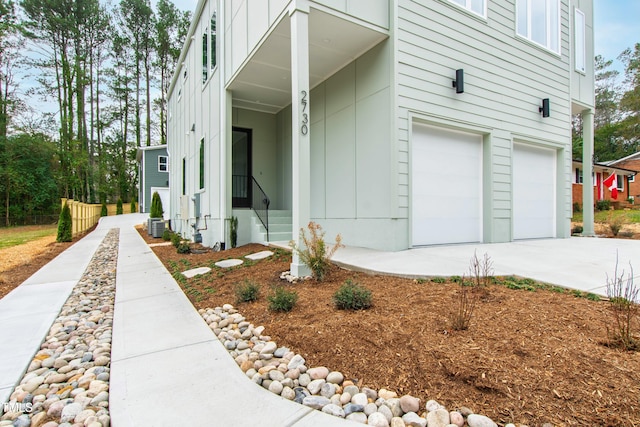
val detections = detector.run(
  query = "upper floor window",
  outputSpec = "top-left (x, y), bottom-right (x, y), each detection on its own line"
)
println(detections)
top-left (211, 11), bottom-right (217, 70)
top-left (202, 29), bottom-right (208, 82)
top-left (516, 0), bottom-right (560, 54)
top-left (448, 0), bottom-right (485, 17)
top-left (574, 8), bottom-right (586, 73)
top-left (158, 155), bottom-right (168, 172)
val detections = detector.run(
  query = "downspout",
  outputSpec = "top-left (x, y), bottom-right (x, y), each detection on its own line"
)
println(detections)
top-left (219, 0), bottom-right (228, 247)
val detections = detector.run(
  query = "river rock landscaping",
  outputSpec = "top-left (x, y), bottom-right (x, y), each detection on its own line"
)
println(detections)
top-left (0, 229), bottom-right (117, 427)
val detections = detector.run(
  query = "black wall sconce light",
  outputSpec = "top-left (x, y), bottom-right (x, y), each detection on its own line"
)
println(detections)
top-left (539, 98), bottom-right (550, 118)
top-left (452, 69), bottom-right (464, 94)
top-left (191, 123), bottom-right (196, 132)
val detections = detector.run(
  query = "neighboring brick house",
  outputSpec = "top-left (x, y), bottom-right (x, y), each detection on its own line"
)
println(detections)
top-left (572, 160), bottom-right (636, 208)
top-left (601, 152), bottom-right (640, 201)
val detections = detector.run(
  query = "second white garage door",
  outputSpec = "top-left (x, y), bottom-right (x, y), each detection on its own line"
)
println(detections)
top-left (513, 143), bottom-right (556, 239)
top-left (412, 124), bottom-right (482, 246)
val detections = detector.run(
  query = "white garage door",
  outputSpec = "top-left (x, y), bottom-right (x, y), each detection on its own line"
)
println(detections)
top-left (412, 124), bottom-right (482, 246)
top-left (513, 143), bottom-right (556, 239)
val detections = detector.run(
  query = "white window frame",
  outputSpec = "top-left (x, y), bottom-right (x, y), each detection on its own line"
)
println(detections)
top-left (446, 0), bottom-right (486, 18)
top-left (516, 0), bottom-right (561, 54)
top-left (575, 168), bottom-right (583, 184)
top-left (617, 175), bottom-right (624, 192)
top-left (574, 8), bottom-right (586, 73)
top-left (629, 174), bottom-right (635, 183)
top-left (158, 155), bottom-right (168, 172)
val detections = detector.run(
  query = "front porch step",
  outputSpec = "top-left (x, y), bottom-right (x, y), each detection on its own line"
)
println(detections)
top-left (252, 210), bottom-right (292, 244)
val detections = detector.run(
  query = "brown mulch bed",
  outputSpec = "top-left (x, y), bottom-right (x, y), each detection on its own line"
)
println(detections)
top-left (138, 227), bottom-right (640, 427)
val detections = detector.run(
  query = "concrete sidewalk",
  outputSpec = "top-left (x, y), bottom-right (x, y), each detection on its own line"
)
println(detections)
top-left (109, 215), bottom-right (357, 426)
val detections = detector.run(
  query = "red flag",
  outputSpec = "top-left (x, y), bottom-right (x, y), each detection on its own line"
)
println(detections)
top-left (603, 173), bottom-right (618, 199)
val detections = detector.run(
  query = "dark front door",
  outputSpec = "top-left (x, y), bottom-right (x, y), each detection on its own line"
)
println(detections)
top-left (232, 127), bottom-right (252, 208)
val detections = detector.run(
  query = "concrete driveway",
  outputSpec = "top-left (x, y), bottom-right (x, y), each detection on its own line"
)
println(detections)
top-left (332, 237), bottom-right (640, 296)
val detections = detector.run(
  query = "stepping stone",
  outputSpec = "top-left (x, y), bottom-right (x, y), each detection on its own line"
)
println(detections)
top-left (181, 267), bottom-right (212, 278)
top-left (148, 242), bottom-right (173, 247)
top-left (215, 259), bottom-right (243, 268)
top-left (245, 251), bottom-right (274, 261)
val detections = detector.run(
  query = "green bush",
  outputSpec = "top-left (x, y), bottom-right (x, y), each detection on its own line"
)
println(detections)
top-left (229, 216), bottom-right (238, 248)
top-left (130, 199), bottom-right (136, 213)
top-left (234, 280), bottom-right (261, 303)
top-left (162, 229), bottom-right (172, 241)
top-left (267, 286), bottom-right (298, 312)
top-left (56, 202), bottom-right (72, 242)
top-left (177, 241), bottom-right (191, 254)
top-left (116, 198), bottom-right (123, 215)
top-left (595, 199), bottom-right (611, 211)
top-left (290, 222), bottom-right (343, 281)
top-left (573, 202), bottom-right (582, 213)
top-left (431, 277), bottom-right (446, 284)
top-left (571, 225), bottom-right (583, 234)
top-left (150, 191), bottom-right (164, 218)
top-left (333, 279), bottom-right (372, 310)
top-left (171, 232), bottom-right (182, 248)
top-left (100, 202), bottom-right (108, 217)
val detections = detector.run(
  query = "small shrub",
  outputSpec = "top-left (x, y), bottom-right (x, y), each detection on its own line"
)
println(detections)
top-left (150, 191), bottom-right (164, 218)
top-left (448, 274), bottom-right (477, 331)
top-left (605, 259), bottom-right (639, 351)
top-left (571, 225), bottom-right (583, 234)
top-left (116, 198), bottom-right (123, 215)
top-left (177, 241), bottom-right (191, 254)
top-left (229, 216), bottom-right (238, 248)
top-left (162, 229), bottom-right (172, 241)
top-left (234, 280), bottom-right (261, 303)
top-left (586, 293), bottom-right (601, 301)
top-left (468, 250), bottom-right (494, 289)
top-left (595, 199), bottom-right (611, 211)
top-left (267, 286), bottom-right (298, 312)
top-left (56, 202), bottom-right (72, 242)
top-left (431, 277), bottom-right (446, 284)
top-left (608, 213), bottom-right (625, 237)
top-left (171, 232), bottom-right (182, 248)
top-left (100, 202), bottom-right (108, 217)
top-left (573, 202), bottom-right (582, 213)
top-left (333, 279), bottom-right (372, 310)
top-left (130, 199), bottom-right (136, 213)
top-left (290, 222), bottom-right (343, 281)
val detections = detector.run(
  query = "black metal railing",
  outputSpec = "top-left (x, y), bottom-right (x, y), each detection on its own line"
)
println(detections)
top-left (251, 177), bottom-right (270, 241)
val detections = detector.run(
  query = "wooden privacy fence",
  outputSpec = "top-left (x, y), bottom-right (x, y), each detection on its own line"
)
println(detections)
top-left (61, 198), bottom-right (102, 237)
top-left (60, 199), bottom-right (138, 237)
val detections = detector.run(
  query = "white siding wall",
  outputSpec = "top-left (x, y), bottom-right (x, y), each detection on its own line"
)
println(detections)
top-left (396, 0), bottom-right (574, 241)
top-left (168, 0), bottom-right (225, 246)
top-left (570, 0), bottom-right (595, 107)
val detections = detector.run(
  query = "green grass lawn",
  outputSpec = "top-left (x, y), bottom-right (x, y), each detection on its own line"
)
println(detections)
top-left (572, 209), bottom-right (640, 223)
top-left (0, 225), bottom-right (58, 250)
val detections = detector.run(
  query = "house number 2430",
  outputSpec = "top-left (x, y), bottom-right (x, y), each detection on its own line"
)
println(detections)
top-left (300, 90), bottom-right (308, 135)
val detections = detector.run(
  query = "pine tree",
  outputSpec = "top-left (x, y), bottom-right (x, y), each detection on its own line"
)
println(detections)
top-left (150, 191), bottom-right (163, 218)
top-left (56, 202), bottom-right (72, 242)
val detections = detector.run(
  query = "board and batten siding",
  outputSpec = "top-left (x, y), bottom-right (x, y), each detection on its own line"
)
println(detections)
top-left (396, 0), bottom-right (573, 242)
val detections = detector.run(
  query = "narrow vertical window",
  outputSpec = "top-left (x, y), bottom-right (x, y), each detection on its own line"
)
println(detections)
top-left (199, 138), bottom-right (205, 190)
top-left (574, 9), bottom-right (586, 73)
top-left (211, 11), bottom-right (217, 70)
top-left (202, 29), bottom-right (208, 82)
top-left (158, 155), bottom-right (168, 172)
top-left (182, 158), bottom-right (186, 195)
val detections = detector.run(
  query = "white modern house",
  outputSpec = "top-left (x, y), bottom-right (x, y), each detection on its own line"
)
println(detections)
top-left (167, 0), bottom-right (595, 275)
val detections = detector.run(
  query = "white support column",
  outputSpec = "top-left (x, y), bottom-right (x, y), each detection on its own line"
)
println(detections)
top-left (582, 109), bottom-right (595, 236)
top-left (290, 4), bottom-right (311, 277)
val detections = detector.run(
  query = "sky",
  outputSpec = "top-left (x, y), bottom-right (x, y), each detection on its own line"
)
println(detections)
top-left (593, 0), bottom-right (640, 75)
